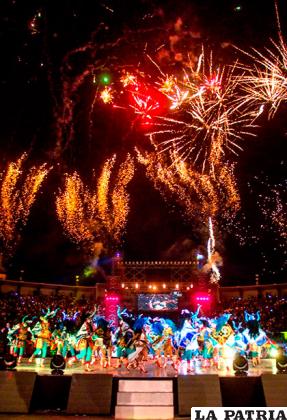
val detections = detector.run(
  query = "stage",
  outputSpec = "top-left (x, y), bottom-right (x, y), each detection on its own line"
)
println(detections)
top-left (15, 357), bottom-right (277, 377)
top-left (1, 358), bottom-right (287, 417)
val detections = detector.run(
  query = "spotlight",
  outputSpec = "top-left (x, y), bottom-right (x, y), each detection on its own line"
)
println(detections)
top-left (233, 353), bottom-right (248, 376)
top-left (276, 354), bottom-right (287, 374)
top-left (270, 347), bottom-right (278, 358)
top-left (0, 354), bottom-right (17, 370)
top-left (50, 354), bottom-right (66, 375)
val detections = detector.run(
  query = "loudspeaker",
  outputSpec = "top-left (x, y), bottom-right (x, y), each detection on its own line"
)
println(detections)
top-left (67, 373), bottom-right (113, 414)
top-left (177, 375), bottom-right (222, 416)
top-left (261, 374), bottom-right (287, 406)
top-left (0, 371), bottom-right (36, 413)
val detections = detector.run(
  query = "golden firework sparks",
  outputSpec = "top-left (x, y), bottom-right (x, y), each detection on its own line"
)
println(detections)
top-left (56, 172), bottom-right (95, 246)
top-left (100, 86), bottom-right (114, 104)
top-left (110, 154), bottom-right (135, 241)
top-left (56, 155), bottom-right (134, 253)
top-left (97, 155), bottom-right (117, 235)
top-left (136, 148), bottom-right (240, 222)
top-left (259, 179), bottom-right (286, 243)
top-left (0, 154), bottom-right (50, 254)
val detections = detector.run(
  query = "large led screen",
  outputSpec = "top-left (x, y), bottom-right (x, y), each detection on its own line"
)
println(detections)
top-left (138, 293), bottom-right (178, 311)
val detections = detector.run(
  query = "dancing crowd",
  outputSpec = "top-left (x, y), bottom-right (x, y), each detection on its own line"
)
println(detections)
top-left (0, 291), bottom-right (286, 372)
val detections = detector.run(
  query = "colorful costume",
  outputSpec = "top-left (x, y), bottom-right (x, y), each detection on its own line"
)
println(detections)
top-left (127, 330), bottom-right (149, 373)
top-left (29, 308), bottom-right (58, 367)
top-left (68, 319), bottom-right (93, 369)
top-left (182, 332), bottom-right (200, 372)
top-left (242, 311), bottom-right (267, 366)
top-left (29, 320), bottom-right (51, 366)
top-left (8, 316), bottom-right (31, 364)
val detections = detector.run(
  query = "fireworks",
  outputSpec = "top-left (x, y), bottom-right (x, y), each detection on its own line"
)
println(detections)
top-left (204, 217), bottom-right (222, 284)
top-left (146, 51), bottom-right (257, 175)
top-left (53, 13), bottom-right (205, 158)
top-left (28, 10), bottom-right (43, 35)
top-left (235, 2), bottom-right (287, 120)
top-left (54, 22), bottom-right (262, 176)
top-left (96, 154), bottom-right (135, 242)
top-left (159, 76), bottom-right (189, 111)
top-left (0, 154), bottom-right (50, 254)
top-left (109, 154), bottom-right (135, 241)
top-left (113, 69), bottom-right (168, 122)
top-left (56, 155), bottom-right (134, 253)
top-left (97, 156), bottom-right (117, 236)
top-left (136, 149), bottom-right (240, 223)
top-left (246, 175), bottom-right (287, 277)
top-left (100, 87), bottom-right (114, 104)
top-left (235, 42), bottom-right (287, 120)
top-left (37, 6), bottom-right (287, 282)
top-left (55, 172), bottom-right (95, 246)
top-left (58, 46), bottom-right (259, 176)
top-left (254, 177), bottom-right (287, 244)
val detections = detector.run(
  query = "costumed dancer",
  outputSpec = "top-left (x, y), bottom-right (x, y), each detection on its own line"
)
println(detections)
top-left (102, 325), bottom-right (113, 367)
top-left (60, 311), bottom-right (78, 359)
top-left (161, 320), bottom-right (178, 370)
top-left (179, 306), bottom-right (201, 344)
top-left (210, 314), bottom-right (234, 371)
top-left (7, 324), bottom-right (18, 356)
top-left (229, 320), bottom-right (246, 356)
top-left (68, 306), bottom-right (97, 371)
top-left (114, 307), bottom-right (134, 369)
top-left (198, 319), bottom-right (217, 368)
top-left (149, 319), bottom-right (164, 367)
top-left (242, 311), bottom-right (267, 366)
top-left (8, 316), bottom-right (32, 364)
top-left (29, 308), bottom-right (58, 367)
top-left (182, 332), bottom-right (200, 372)
top-left (52, 326), bottom-right (66, 356)
top-left (90, 316), bottom-right (109, 368)
top-left (179, 306), bottom-right (201, 371)
top-left (126, 330), bottom-right (149, 373)
top-left (126, 317), bottom-right (150, 373)
top-left (62, 332), bottom-right (77, 359)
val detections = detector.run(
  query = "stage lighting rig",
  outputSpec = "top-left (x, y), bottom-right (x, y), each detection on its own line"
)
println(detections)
top-left (50, 354), bottom-right (66, 375)
top-left (233, 353), bottom-right (248, 376)
top-left (276, 353), bottom-right (287, 374)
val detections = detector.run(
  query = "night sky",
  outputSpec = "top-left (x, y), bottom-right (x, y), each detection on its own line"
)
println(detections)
top-left (0, 0), bottom-right (286, 285)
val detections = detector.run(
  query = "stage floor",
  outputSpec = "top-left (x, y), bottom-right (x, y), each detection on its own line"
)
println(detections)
top-left (15, 357), bottom-right (277, 377)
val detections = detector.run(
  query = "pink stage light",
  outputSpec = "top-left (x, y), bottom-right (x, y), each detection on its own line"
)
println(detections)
top-left (194, 293), bottom-right (211, 303)
top-left (105, 296), bottom-right (120, 302)
top-left (192, 293), bottom-right (212, 313)
top-left (104, 292), bottom-right (120, 327)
